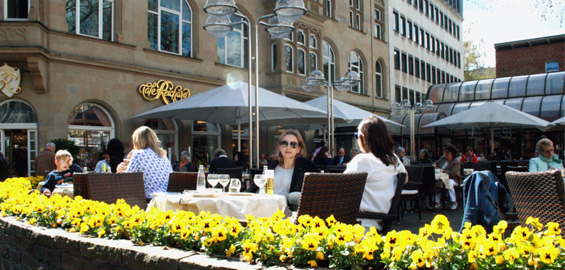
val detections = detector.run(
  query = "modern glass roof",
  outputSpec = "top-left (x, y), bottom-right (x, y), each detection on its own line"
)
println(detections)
top-left (426, 71), bottom-right (565, 121)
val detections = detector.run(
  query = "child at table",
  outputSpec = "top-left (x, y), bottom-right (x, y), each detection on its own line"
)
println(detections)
top-left (41, 150), bottom-right (78, 196)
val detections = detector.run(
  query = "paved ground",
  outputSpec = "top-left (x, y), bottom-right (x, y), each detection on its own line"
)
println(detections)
top-left (391, 203), bottom-right (465, 234)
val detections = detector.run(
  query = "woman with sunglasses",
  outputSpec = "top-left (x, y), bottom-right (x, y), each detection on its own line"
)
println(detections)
top-left (344, 116), bottom-right (407, 231)
top-left (245, 130), bottom-right (318, 211)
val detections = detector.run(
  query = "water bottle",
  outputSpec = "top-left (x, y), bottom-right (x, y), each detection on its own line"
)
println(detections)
top-left (197, 165), bottom-right (206, 192)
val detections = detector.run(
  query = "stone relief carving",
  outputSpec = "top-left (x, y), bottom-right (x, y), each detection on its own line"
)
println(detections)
top-left (0, 28), bottom-right (27, 41)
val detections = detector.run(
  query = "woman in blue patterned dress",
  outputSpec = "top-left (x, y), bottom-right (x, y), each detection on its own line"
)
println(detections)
top-left (117, 126), bottom-right (172, 199)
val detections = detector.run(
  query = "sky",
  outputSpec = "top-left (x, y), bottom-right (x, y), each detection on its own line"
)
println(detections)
top-left (463, 0), bottom-right (564, 68)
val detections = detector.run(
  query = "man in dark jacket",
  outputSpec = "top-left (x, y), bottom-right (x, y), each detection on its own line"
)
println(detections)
top-left (332, 148), bottom-right (351, 166)
top-left (209, 148), bottom-right (237, 173)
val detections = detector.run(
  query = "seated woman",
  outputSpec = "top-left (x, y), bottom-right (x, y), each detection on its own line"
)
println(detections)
top-left (344, 116), bottom-right (407, 231)
top-left (433, 145), bottom-right (461, 210)
top-left (245, 130), bottom-right (318, 211)
top-left (174, 154), bottom-right (194, 172)
top-left (419, 149), bottom-right (433, 164)
top-left (529, 138), bottom-right (563, 172)
top-left (117, 126), bottom-right (173, 200)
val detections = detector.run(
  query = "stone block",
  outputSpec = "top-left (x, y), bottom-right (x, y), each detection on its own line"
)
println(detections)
top-left (61, 253), bottom-right (85, 270)
top-left (79, 237), bottom-right (134, 265)
top-left (122, 245), bottom-right (192, 270)
top-left (179, 253), bottom-right (265, 270)
top-left (7, 248), bottom-right (21, 263)
top-left (33, 244), bottom-right (61, 266)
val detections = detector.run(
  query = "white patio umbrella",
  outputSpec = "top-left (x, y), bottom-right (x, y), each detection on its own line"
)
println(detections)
top-left (423, 101), bottom-right (551, 153)
top-left (551, 116), bottom-right (565, 126)
top-left (131, 81), bottom-right (330, 151)
top-left (304, 96), bottom-right (403, 128)
top-left (132, 81), bottom-right (329, 125)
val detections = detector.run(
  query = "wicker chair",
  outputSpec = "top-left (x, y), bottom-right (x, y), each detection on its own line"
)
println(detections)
top-left (358, 173), bottom-right (407, 233)
top-left (402, 166), bottom-right (423, 221)
top-left (506, 170), bottom-right (565, 237)
top-left (86, 172), bottom-right (147, 209)
top-left (72, 172), bottom-right (92, 199)
top-left (296, 172), bottom-right (368, 225)
top-left (167, 172), bottom-right (197, 192)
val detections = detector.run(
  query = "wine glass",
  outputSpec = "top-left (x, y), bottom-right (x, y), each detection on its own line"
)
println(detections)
top-left (218, 174), bottom-right (231, 193)
top-left (254, 174), bottom-right (267, 194)
top-left (207, 174), bottom-right (219, 190)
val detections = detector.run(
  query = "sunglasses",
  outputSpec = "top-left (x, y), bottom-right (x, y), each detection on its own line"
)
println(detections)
top-left (280, 140), bottom-right (299, 149)
top-left (354, 132), bottom-right (361, 139)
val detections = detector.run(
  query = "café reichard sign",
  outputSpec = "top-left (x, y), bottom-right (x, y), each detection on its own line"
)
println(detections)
top-left (138, 80), bottom-right (191, 104)
top-left (0, 64), bottom-right (22, 98)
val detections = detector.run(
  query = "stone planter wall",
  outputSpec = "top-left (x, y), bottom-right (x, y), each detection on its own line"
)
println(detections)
top-left (0, 217), bottom-right (273, 270)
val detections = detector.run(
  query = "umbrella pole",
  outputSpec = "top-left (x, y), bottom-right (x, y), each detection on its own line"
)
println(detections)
top-left (491, 128), bottom-right (494, 156)
top-left (237, 120), bottom-right (241, 152)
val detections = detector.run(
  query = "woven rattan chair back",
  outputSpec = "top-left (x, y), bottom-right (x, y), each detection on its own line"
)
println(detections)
top-left (296, 172), bottom-right (368, 225)
top-left (167, 172), bottom-right (197, 192)
top-left (506, 170), bottom-right (565, 236)
top-left (87, 172), bottom-right (147, 209)
top-left (72, 172), bottom-right (91, 199)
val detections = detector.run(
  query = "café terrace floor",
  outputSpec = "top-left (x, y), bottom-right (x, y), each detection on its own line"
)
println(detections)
top-left (393, 204), bottom-right (465, 234)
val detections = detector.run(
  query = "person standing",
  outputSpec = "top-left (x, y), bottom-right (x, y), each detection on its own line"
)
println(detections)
top-left (332, 148), bottom-right (351, 166)
top-left (35, 142), bottom-right (56, 177)
top-left (208, 149), bottom-right (237, 173)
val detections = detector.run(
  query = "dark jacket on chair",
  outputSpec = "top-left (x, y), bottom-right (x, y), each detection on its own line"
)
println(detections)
top-left (245, 157), bottom-right (319, 193)
top-left (460, 170), bottom-right (511, 233)
top-left (209, 156), bottom-right (237, 174)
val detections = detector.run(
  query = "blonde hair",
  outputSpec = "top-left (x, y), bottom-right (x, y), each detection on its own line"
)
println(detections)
top-left (131, 126), bottom-right (167, 158)
top-left (536, 138), bottom-right (553, 154)
top-left (54, 150), bottom-right (72, 161)
top-left (275, 130), bottom-right (307, 166)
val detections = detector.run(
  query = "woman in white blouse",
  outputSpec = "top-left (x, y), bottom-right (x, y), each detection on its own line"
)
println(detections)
top-left (345, 116), bottom-right (407, 231)
top-left (117, 126), bottom-right (172, 199)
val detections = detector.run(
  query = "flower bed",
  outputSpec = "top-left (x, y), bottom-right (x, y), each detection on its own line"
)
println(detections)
top-left (1, 176), bottom-right (564, 269)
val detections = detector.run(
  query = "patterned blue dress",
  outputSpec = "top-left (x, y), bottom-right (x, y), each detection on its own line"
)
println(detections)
top-left (126, 148), bottom-right (172, 199)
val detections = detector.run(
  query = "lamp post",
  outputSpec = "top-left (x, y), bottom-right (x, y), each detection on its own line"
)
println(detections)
top-left (391, 99), bottom-right (433, 162)
top-left (204, 0), bottom-right (305, 168)
top-left (302, 70), bottom-right (361, 156)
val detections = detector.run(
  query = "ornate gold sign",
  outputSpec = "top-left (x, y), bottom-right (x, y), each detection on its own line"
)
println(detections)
top-left (0, 64), bottom-right (22, 98)
top-left (138, 80), bottom-right (191, 104)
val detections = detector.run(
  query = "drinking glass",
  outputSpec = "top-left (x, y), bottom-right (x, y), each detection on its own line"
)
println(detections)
top-left (207, 174), bottom-right (219, 189)
top-left (254, 174), bottom-right (267, 194)
top-left (218, 174), bottom-right (231, 193)
top-left (229, 178), bottom-right (241, 193)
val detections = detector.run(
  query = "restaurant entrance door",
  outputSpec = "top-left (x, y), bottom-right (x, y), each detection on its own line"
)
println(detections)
top-left (1, 128), bottom-right (37, 177)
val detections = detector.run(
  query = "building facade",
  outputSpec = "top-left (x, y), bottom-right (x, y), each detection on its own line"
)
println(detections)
top-left (495, 34), bottom-right (565, 78)
top-left (387, 0), bottom-right (464, 106)
top-left (0, 0), bottom-right (392, 177)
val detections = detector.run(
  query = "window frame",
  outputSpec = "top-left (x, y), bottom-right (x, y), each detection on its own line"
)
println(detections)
top-left (148, 0), bottom-right (193, 57)
top-left (323, 41), bottom-right (336, 84)
top-left (284, 44), bottom-right (294, 73)
top-left (217, 13), bottom-right (248, 67)
top-left (67, 0), bottom-right (114, 41)
top-left (348, 51), bottom-right (364, 94)
top-left (4, 0), bottom-right (30, 21)
top-left (297, 47), bottom-right (306, 76)
top-left (375, 61), bottom-right (383, 98)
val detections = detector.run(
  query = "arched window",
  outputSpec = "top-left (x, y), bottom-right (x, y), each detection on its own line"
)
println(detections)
top-left (68, 103), bottom-right (115, 168)
top-left (66, 0), bottom-right (114, 41)
top-left (323, 41), bottom-right (335, 84)
top-left (309, 52), bottom-right (318, 74)
top-left (297, 48), bottom-right (306, 75)
top-left (0, 100), bottom-right (38, 177)
top-left (349, 52), bottom-right (364, 94)
top-left (375, 61), bottom-right (383, 98)
top-left (284, 44), bottom-right (294, 73)
top-left (148, 0), bottom-right (193, 57)
top-left (218, 13), bottom-right (249, 68)
top-left (271, 43), bottom-right (277, 71)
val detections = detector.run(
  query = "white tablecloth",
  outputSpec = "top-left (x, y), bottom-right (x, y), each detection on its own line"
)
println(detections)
top-left (147, 193), bottom-right (289, 219)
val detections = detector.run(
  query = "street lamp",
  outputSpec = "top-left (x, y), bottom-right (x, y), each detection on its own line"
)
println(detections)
top-left (204, 0), bottom-right (304, 168)
top-left (391, 99), bottom-right (433, 162)
top-left (302, 70), bottom-right (361, 156)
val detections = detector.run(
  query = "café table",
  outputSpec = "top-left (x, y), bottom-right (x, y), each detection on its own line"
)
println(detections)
top-left (36, 181), bottom-right (74, 197)
top-left (147, 192), bottom-right (290, 220)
